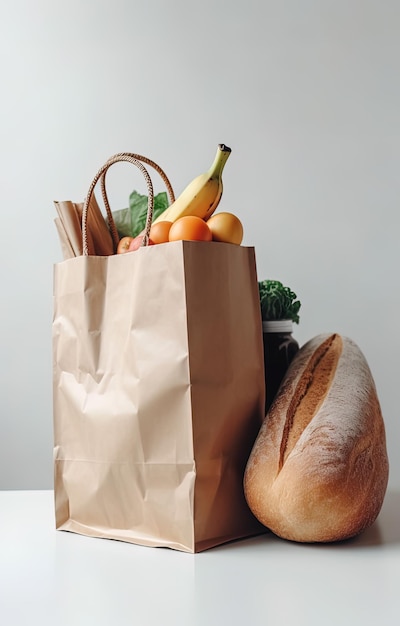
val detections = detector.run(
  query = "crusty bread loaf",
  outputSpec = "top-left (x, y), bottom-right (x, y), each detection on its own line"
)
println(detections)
top-left (244, 333), bottom-right (389, 542)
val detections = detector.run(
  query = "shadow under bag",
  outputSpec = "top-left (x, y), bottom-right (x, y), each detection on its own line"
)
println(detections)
top-left (52, 153), bottom-right (266, 552)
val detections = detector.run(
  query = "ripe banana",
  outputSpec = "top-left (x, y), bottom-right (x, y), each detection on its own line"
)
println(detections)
top-left (153, 144), bottom-right (231, 225)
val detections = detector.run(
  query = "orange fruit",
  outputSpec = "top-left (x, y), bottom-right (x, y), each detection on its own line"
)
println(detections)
top-left (168, 216), bottom-right (212, 242)
top-left (149, 220), bottom-right (172, 244)
top-left (206, 212), bottom-right (243, 245)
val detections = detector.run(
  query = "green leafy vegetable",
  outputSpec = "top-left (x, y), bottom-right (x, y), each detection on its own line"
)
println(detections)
top-left (112, 190), bottom-right (169, 238)
top-left (258, 279), bottom-right (301, 324)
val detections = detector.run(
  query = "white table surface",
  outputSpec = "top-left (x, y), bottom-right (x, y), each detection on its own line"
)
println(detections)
top-left (0, 490), bottom-right (399, 626)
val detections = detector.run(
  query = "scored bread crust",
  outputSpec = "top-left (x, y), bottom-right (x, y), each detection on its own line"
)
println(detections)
top-left (244, 333), bottom-right (389, 542)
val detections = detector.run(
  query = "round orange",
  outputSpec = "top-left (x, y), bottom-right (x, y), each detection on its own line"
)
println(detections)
top-left (206, 212), bottom-right (243, 245)
top-left (149, 220), bottom-right (172, 244)
top-left (168, 216), bottom-right (212, 242)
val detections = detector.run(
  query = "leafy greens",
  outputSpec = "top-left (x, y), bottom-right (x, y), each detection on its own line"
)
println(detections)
top-left (112, 190), bottom-right (169, 238)
top-left (258, 279), bottom-right (301, 324)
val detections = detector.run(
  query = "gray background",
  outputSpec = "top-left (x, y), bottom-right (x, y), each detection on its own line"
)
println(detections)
top-left (1, 0), bottom-right (399, 490)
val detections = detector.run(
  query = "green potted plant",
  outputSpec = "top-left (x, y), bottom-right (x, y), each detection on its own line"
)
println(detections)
top-left (258, 279), bottom-right (301, 413)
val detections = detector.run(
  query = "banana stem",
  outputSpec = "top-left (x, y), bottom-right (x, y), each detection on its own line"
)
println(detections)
top-left (208, 144), bottom-right (232, 177)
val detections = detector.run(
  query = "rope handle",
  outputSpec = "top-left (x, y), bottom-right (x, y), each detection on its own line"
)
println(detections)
top-left (81, 152), bottom-right (176, 256)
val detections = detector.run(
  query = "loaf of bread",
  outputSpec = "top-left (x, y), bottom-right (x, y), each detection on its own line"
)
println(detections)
top-left (244, 333), bottom-right (389, 542)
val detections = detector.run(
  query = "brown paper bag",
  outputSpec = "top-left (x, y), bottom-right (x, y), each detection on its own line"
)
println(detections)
top-left (54, 195), bottom-right (117, 258)
top-left (53, 154), bottom-right (266, 552)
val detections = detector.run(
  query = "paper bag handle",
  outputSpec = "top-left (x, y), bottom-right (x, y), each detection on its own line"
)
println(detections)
top-left (82, 153), bottom-right (176, 256)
